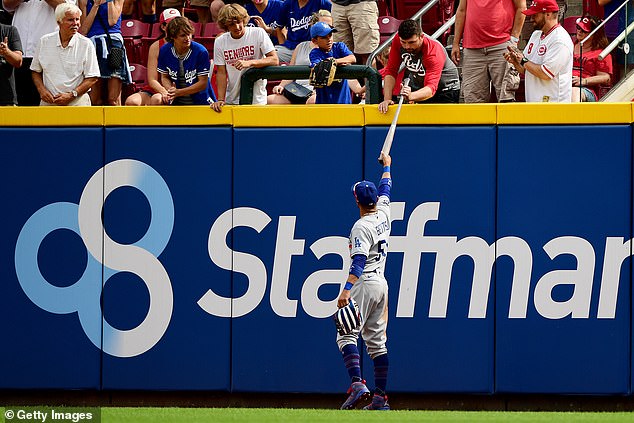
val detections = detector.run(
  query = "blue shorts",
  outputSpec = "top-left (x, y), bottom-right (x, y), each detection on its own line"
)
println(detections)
top-left (92, 34), bottom-right (132, 83)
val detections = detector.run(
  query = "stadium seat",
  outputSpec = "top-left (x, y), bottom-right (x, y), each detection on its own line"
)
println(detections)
top-left (202, 22), bottom-right (223, 37)
top-left (122, 20), bottom-right (150, 66)
top-left (378, 15), bottom-right (401, 44)
top-left (130, 63), bottom-right (147, 85)
top-left (122, 63), bottom-right (147, 101)
top-left (390, 0), bottom-right (453, 41)
top-left (122, 19), bottom-right (151, 38)
top-left (563, 15), bottom-right (581, 38)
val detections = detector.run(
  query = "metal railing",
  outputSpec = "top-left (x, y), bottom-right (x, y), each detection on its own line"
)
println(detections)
top-left (239, 65), bottom-right (383, 104)
top-left (366, 0), bottom-right (454, 71)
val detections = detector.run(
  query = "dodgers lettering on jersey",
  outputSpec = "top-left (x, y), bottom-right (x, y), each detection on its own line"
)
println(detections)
top-left (349, 195), bottom-right (391, 275)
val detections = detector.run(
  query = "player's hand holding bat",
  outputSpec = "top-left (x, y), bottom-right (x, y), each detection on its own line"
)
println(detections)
top-left (379, 151), bottom-right (391, 168)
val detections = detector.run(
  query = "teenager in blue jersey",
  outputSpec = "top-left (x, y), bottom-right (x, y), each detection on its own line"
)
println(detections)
top-left (309, 21), bottom-right (355, 104)
top-left (246, 0), bottom-right (286, 45)
top-left (157, 17), bottom-right (216, 105)
top-left (276, 0), bottom-right (331, 63)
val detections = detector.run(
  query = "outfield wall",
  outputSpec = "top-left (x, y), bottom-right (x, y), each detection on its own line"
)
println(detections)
top-left (1, 104), bottom-right (633, 394)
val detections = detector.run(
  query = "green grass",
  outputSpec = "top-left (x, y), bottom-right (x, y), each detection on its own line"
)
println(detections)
top-left (100, 408), bottom-right (633, 423)
top-left (3, 407), bottom-right (633, 423)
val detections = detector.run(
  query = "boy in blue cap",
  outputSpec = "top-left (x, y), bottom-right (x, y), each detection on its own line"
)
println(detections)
top-left (309, 21), bottom-right (356, 104)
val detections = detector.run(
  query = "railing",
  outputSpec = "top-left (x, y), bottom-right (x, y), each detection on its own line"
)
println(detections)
top-left (239, 65), bottom-right (383, 104)
top-left (366, 0), bottom-right (450, 68)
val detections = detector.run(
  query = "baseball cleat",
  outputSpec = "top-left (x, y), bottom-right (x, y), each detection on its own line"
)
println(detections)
top-left (340, 381), bottom-right (371, 410)
top-left (363, 394), bottom-right (390, 410)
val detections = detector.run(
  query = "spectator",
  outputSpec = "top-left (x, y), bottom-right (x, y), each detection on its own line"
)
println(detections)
top-left (125, 7), bottom-right (180, 105)
top-left (2, 0), bottom-right (69, 106)
top-left (211, 3), bottom-right (278, 112)
top-left (157, 16), bottom-right (216, 104)
top-left (79, 0), bottom-right (132, 105)
top-left (246, 0), bottom-right (285, 45)
top-left (0, 22), bottom-right (23, 105)
top-left (330, 0), bottom-right (379, 65)
top-left (451, 0), bottom-right (526, 103)
top-left (571, 15), bottom-right (612, 102)
top-left (504, 0), bottom-right (573, 102)
top-left (378, 19), bottom-right (460, 113)
top-left (30, 3), bottom-right (100, 105)
top-left (309, 21), bottom-right (355, 103)
top-left (520, 0), bottom-right (566, 47)
top-left (276, 0), bottom-right (331, 63)
top-left (267, 8), bottom-right (330, 104)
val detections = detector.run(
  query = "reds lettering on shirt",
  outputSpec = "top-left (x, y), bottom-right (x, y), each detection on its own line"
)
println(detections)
top-left (401, 52), bottom-right (426, 76)
top-left (224, 45), bottom-right (256, 62)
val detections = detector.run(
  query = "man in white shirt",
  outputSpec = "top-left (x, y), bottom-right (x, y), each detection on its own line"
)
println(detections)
top-left (2, 0), bottom-right (73, 105)
top-left (504, 0), bottom-right (573, 102)
top-left (211, 3), bottom-right (278, 112)
top-left (30, 2), bottom-right (100, 105)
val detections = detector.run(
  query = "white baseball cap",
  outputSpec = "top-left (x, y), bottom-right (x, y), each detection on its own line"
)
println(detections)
top-left (160, 8), bottom-right (181, 24)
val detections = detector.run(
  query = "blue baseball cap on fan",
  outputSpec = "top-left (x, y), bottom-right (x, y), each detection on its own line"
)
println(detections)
top-left (311, 21), bottom-right (337, 38)
top-left (352, 181), bottom-right (378, 207)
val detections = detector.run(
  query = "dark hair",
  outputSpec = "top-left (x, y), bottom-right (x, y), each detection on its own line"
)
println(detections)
top-left (398, 19), bottom-right (422, 40)
top-left (166, 17), bottom-right (194, 43)
top-left (581, 15), bottom-right (609, 51)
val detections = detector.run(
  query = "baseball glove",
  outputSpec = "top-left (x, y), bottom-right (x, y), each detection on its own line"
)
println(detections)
top-left (309, 57), bottom-right (337, 88)
top-left (334, 298), bottom-right (362, 336)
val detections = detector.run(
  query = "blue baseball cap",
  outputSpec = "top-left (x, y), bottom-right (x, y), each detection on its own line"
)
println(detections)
top-left (311, 21), bottom-right (337, 38)
top-left (352, 181), bottom-right (378, 207)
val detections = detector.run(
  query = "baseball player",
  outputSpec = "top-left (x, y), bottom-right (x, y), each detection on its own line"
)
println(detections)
top-left (337, 151), bottom-right (392, 411)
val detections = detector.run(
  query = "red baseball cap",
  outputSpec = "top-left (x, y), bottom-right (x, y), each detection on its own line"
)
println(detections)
top-left (576, 16), bottom-right (595, 33)
top-left (523, 0), bottom-right (559, 15)
top-left (160, 8), bottom-right (181, 24)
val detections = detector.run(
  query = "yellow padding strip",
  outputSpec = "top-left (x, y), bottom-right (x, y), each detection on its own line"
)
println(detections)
top-left (232, 105), bottom-right (365, 127)
top-left (0, 106), bottom-right (103, 126)
top-left (364, 104), bottom-right (497, 125)
top-left (497, 102), bottom-right (632, 124)
top-left (105, 105), bottom-right (233, 126)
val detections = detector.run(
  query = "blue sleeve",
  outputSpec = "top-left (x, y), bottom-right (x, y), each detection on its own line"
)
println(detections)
top-left (157, 44), bottom-right (168, 73)
top-left (195, 44), bottom-right (210, 75)
top-left (377, 177), bottom-right (392, 199)
top-left (320, 0), bottom-right (332, 11)
top-left (335, 42), bottom-right (353, 58)
top-left (309, 48), bottom-right (321, 67)
top-left (207, 79), bottom-right (217, 102)
top-left (349, 254), bottom-right (366, 278)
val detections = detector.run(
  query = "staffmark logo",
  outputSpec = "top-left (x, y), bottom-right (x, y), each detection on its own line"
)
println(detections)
top-left (15, 163), bottom-right (626, 358)
top-left (15, 159), bottom-right (175, 358)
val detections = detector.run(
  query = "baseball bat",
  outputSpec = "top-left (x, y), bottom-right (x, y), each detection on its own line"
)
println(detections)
top-left (379, 77), bottom-right (410, 164)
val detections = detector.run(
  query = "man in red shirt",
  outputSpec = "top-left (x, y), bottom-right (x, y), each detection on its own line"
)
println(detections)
top-left (451, 0), bottom-right (526, 102)
top-left (378, 19), bottom-right (460, 113)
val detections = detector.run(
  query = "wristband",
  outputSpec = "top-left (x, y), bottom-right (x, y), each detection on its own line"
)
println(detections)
top-left (343, 282), bottom-right (353, 291)
top-left (383, 165), bottom-right (390, 173)
top-left (510, 35), bottom-right (519, 44)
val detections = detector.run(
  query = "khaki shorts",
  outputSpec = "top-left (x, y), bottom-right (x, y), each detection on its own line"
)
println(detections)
top-left (332, 1), bottom-right (379, 55)
top-left (461, 40), bottom-right (519, 103)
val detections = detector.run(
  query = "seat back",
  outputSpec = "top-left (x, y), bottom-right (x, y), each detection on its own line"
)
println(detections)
top-left (121, 19), bottom-right (150, 38)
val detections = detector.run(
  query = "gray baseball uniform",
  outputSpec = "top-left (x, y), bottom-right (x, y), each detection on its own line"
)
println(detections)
top-left (337, 191), bottom-right (390, 358)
